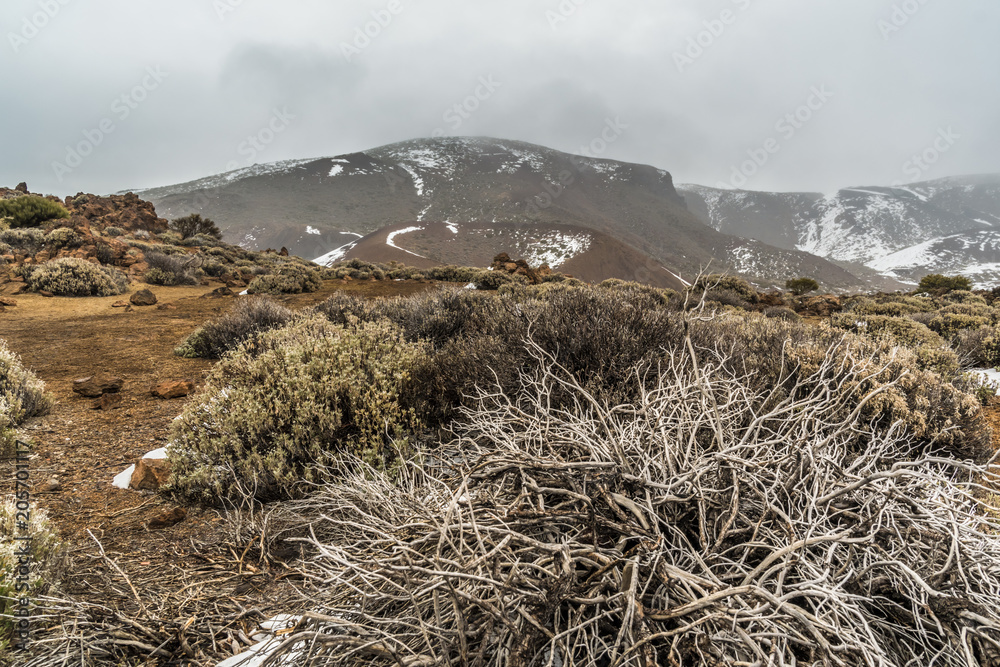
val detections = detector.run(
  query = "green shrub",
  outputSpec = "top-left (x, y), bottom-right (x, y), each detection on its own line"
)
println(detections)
top-left (785, 277), bottom-right (819, 295)
top-left (102, 226), bottom-right (124, 237)
top-left (927, 313), bottom-right (991, 339)
top-left (167, 317), bottom-right (429, 502)
top-left (693, 274), bottom-right (758, 304)
top-left (23, 258), bottom-right (128, 296)
top-left (247, 266), bottom-right (323, 294)
top-left (157, 231), bottom-right (183, 245)
top-left (847, 296), bottom-right (936, 317)
top-left (471, 268), bottom-right (522, 290)
top-left (1, 496), bottom-right (62, 653)
top-left (939, 290), bottom-right (987, 306)
top-left (0, 196), bottom-right (69, 228)
top-left (176, 296), bottom-right (296, 359)
top-left (830, 313), bottom-right (944, 349)
top-left (918, 274), bottom-right (973, 293)
top-left (169, 213), bottom-right (222, 240)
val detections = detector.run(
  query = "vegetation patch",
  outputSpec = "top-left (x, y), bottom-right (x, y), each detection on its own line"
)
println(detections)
top-left (22, 258), bottom-right (129, 297)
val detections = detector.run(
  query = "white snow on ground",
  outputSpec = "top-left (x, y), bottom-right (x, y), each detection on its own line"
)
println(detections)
top-left (663, 267), bottom-right (690, 286)
top-left (313, 233), bottom-right (364, 266)
top-left (386, 226), bottom-right (427, 258)
top-left (464, 282), bottom-right (477, 290)
top-left (896, 186), bottom-right (929, 202)
top-left (522, 231), bottom-right (592, 268)
top-left (327, 164), bottom-right (344, 177)
top-left (446, 223), bottom-right (459, 234)
top-left (399, 164), bottom-right (425, 197)
top-left (215, 615), bottom-right (303, 667)
top-left (305, 226), bottom-right (321, 235)
top-left (112, 447), bottom-right (169, 489)
top-left (866, 238), bottom-right (942, 272)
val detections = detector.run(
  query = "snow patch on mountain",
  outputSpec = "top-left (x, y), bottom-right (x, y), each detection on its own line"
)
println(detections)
top-left (386, 226), bottom-right (427, 258)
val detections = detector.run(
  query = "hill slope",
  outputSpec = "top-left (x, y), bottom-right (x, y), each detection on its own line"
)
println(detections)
top-left (679, 175), bottom-right (1000, 285)
top-left (136, 137), bottom-right (861, 288)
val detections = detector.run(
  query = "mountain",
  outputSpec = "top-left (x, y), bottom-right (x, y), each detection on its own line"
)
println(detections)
top-left (135, 137), bottom-right (862, 289)
top-left (679, 175), bottom-right (1000, 286)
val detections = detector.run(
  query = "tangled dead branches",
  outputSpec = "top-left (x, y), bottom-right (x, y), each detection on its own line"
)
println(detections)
top-left (273, 339), bottom-right (1000, 666)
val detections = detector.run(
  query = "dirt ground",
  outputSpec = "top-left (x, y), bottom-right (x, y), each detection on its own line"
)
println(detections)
top-left (0, 277), bottom-right (445, 663)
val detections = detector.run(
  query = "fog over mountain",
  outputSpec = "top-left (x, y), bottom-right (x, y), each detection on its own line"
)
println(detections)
top-left (2, 0), bottom-right (998, 196)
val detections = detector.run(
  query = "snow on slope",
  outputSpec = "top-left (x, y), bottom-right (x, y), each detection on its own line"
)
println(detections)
top-left (313, 232), bottom-right (364, 266)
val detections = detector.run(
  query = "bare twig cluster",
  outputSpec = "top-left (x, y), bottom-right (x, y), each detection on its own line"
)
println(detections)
top-left (274, 339), bottom-right (1000, 666)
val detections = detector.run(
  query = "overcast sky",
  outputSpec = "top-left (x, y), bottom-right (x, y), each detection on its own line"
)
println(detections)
top-left (2, 0), bottom-right (997, 196)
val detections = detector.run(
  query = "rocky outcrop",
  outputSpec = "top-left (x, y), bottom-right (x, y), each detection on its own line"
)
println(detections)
top-left (131, 458), bottom-right (172, 491)
top-left (490, 253), bottom-right (553, 285)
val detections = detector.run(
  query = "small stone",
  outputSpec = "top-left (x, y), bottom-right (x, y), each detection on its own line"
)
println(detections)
top-left (73, 375), bottom-right (124, 398)
top-left (156, 302), bottom-right (177, 310)
top-left (151, 380), bottom-right (195, 399)
top-left (91, 394), bottom-right (123, 410)
top-left (130, 289), bottom-right (157, 306)
top-left (131, 458), bottom-right (172, 491)
top-left (206, 286), bottom-right (235, 298)
top-left (147, 507), bottom-right (186, 530)
top-left (39, 290), bottom-right (54, 298)
top-left (0, 297), bottom-right (16, 307)
top-left (111, 300), bottom-right (129, 308)
top-left (37, 477), bottom-right (61, 493)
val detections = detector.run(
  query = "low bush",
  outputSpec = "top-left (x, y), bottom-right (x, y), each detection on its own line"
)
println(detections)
top-left (1, 340), bottom-right (51, 454)
top-left (785, 276), bottom-right (819, 295)
top-left (175, 296), bottom-right (296, 359)
top-left (1, 496), bottom-right (62, 655)
top-left (23, 258), bottom-right (128, 297)
top-left (830, 313), bottom-right (944, 349)
top-left (247, 266), bottom-right (322, 294)
top-left (0, 228), bottom-right (45, 255)
top-left (0, 196), bottom-right (69, 229)
top-left (927, 312), bottom-right (991, 339)
top-left (143, 251), bottom-right (197, 286)
top-left (918, 273), bottom-right (973, 293)
top-left (763, 305), bottom-right (800, 321)
top-left (169, 213), bottom-right (222, 240)
top-left (693, 273), bottom-right (758, 304)
top-left (44, 227), bottom-right (80, 250)
top-left (167, 317), bottom-right (429, 502)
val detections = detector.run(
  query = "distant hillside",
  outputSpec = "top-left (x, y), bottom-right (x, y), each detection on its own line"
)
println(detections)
top-left (135, 137), bottom-right (862, 289)
top-left (330, 221), bottom-right (689, 291)
top-left (679, 175), bottom-right (1000, 286)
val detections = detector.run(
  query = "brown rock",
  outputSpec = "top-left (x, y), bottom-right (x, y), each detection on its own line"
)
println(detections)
top-left (15, 182), bottom-right (28, 194)
top-left (72, 375), bottom-right (124, 398)
top-left (279, 246), bottom-right (289, 256)
top-left (131, 458), bottom-right (172, 491)
top-left (204, 286), bottom-right (234, 298)
top-left (111, 300), bottom-right (129, 308)
top-left (0, 297), bottom-right (15, 307)
top-left (147, 507), bottom-right (186, 530)
top-left (795, 295), bottom-right (843, 318)
top-left (156, 302), bottom-right (177, 310)
top-left (91, 394), bottom-right (123, 410)
top-left (151, 380), bottom-right (195, 400)
top-left (130, 289), bottom-right (157, 306)
top-left (36, 477), bottom-right (61, 493)
top-left (39, 290), bottom-right (54, 298)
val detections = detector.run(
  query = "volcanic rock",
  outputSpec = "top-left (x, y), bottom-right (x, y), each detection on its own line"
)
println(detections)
top-left (131, 458), bottom-right (172, 491)
top-left (151, 380), bottom-right (195, 399)
top-left (147, 507), bottom-right (186, 529)
top-left (130, 289), bottom-right (157, 306)
top-left (72, 375), bottom-right (124, 398)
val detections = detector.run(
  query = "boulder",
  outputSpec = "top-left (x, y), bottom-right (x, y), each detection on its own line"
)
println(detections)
top-left (147, 507), bottom-right (186, 529)
top-left (151, 380), bottom-right (195, 400)
top-left (131, 458), bottom-right (171, 491)
top-left (130, 289), bottom-right (157, 306)
top-left (15, 182), bottom-right (28, 194)
top-left (72, 375), bottom-right (124, 398)
top-left (0, 297), bottom-right (16, 307)
top-left (204, 286), bottom-right (234, 298)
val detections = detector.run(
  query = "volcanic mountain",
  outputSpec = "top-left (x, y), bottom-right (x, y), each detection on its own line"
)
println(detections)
top-left (135, 137), bottom-right (862, 289)
top-left (679, 174), bottom-right (1000, 286)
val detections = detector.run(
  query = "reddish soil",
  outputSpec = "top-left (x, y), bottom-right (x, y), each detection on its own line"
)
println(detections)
top-left (0, 277), bottom-right (444, 663)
